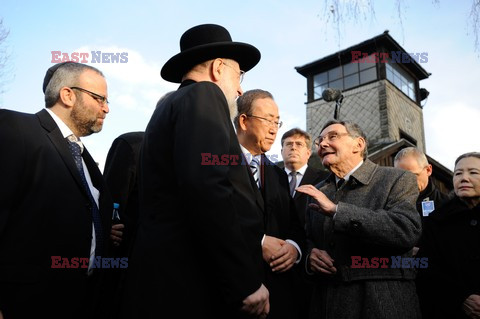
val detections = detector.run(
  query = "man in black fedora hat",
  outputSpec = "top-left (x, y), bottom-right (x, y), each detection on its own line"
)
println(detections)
top-left (121, 24), bottom-right (269, 319)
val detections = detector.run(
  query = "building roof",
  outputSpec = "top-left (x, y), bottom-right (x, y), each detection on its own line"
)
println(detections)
top-left (295, 30), bottom-right (431, 81)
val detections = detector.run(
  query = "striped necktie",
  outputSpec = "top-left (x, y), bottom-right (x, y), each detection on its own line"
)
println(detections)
top-left (66, 135), bottom-right (104, 257)
top-left (250, 156), bottom-right (261, 189)
top-left (289, 171), bottom-right (298, 196)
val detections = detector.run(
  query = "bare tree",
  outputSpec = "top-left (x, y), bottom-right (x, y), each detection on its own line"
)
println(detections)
top-left (320, 0), bottom-right (480, 52)
top-left (468, 0), bottom-right (480, 51)
top-left (0, 18), bottom-right (10, 94)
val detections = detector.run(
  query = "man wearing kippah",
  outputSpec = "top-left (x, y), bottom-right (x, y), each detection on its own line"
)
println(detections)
top-left (120, 24), bottom-right (269, 319)
top-left (0, 62), bottom-right (113, 318)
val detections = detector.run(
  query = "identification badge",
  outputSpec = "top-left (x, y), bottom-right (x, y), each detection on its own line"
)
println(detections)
top-left (422, 200), bottom-right (435, 216)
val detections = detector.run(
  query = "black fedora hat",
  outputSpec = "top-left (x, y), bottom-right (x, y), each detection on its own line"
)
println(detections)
top-left (161, 24), bottom-right (261, 83)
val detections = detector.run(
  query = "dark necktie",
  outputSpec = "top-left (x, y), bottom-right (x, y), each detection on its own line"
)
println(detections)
top-left (66, 136), bottom-right (104, 257)
top-left (250, 156), bottom-right (261, 189)
top-left (289, 171), bottom-right (298, 197)
top-left (337, 178), bottom-right (345, 190)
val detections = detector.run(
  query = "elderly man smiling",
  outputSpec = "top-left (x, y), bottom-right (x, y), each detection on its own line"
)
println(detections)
top-left (296, 120), bottom-right (422, 319)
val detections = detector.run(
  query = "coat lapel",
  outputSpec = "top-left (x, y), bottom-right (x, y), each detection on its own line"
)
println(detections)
top-left (36, 109), bottom-right (90, 200)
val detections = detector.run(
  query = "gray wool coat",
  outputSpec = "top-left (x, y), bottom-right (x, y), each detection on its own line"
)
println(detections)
top-left (305, 159), bottom-right (422, 319)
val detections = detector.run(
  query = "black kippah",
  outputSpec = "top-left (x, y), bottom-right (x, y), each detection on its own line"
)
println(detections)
top-left (42, 62), bottom-right (75, 93)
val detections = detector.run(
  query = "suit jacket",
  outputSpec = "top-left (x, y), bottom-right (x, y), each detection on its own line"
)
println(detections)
top-left (292, 166), bottom-right (329, 227)
top-left (305, 159), bottom-right (422, 318)
top-left (252, 155), bottom-right (305, 319)
top-left (103, 131), bottom-right (144, 255)
top-left (121, 81), bottom-right (265, 319)
top-left (0, 109), bottom-right (112, 318)
top-left (287, 166), bottom-right (328, 319)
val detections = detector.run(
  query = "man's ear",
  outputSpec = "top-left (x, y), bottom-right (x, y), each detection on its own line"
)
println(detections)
top-left (59, 87), bottom-right (76, 108)
top-left (211, 59), bottom-right (224, 82)
top-left (238, 113), bottom-right (249, 132)
top-left (353, 136), bottom-right (366, 155)
top-left (425, 164), bottom-right (433, 177)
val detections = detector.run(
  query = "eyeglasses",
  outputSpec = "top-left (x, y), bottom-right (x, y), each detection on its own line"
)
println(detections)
top-left (222, 61), bottom-right (245, 83)
top-left (70, 87), bottom-right (109, 105)
top-left (246, 114), bottom-right (283, 129)
top-left (284, 141), bottom-right (307, 148)
top-left (314, 132), bottom-right (350, 148)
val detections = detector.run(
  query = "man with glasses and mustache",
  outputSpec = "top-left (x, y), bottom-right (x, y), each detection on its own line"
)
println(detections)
top-left (0, 62), bottom-right (113, 318)
top-left (296, 120), bottom-right (422, 319)
top-left (120, 24), bottom-right (269, 319)
top-left (234, 89), bottom-right (304, 319)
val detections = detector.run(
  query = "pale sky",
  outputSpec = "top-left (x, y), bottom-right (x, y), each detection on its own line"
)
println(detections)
top-left (1, 0), bottom-right (479, 172)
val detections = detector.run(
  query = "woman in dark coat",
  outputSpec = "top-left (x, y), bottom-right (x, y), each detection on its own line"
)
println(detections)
top-left (417, 152), bottom-right (480, 319)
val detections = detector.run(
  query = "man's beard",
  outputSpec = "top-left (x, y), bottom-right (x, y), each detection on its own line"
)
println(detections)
top-left (70, 100), bottom-right (103, 137)
top-left (227, 98), bottom-right (238, 122)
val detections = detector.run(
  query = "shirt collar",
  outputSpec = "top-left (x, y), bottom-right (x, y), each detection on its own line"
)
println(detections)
top-left (335, 160), bottom-right (363, 184)
top-left (240, 144), bottom-right (261, 164)
top-left (45, 108), bottom-right (76, 139)
top-left (285, 163), bottom-right (308, 176)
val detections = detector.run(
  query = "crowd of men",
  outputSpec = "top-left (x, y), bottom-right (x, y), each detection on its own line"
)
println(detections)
top-left (1, 23), bottom-right (476, 319)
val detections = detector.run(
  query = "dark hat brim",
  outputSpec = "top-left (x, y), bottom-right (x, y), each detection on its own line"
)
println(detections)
top-left (161, 41), bottom-right (261, 83)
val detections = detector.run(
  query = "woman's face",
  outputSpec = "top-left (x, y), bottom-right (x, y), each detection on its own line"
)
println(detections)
top-left (453, 156), bottom-right (480, 208)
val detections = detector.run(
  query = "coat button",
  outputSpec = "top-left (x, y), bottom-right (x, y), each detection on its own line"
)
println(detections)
top-left (471, 219), bottom-right (478, 226)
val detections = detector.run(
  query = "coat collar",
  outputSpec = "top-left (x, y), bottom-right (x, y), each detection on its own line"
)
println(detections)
top-left (345, 159), bottom-right (378, 186)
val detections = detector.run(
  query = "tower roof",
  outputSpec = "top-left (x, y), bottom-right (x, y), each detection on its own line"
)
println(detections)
top-left (295, 30), bottom-right (431, 81)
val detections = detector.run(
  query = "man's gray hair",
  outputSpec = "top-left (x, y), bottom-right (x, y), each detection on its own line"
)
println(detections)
top-left (320, 120), bottom-right (368, 159)
top-left (44, 63), bottom-right (104, 108)
top-left (394, 147), bottom-right (429, 168)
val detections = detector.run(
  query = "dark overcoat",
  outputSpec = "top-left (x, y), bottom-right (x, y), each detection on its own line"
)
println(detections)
top-left (417, 196), bottom-right (480, 319)
top-left (120, 80), bottom-right (265, 319)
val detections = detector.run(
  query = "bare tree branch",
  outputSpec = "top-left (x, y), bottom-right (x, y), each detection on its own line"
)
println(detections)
top-left (468, 0), bottom-right (480, 52)
top-left (0, 18), bottom-right (11, 94)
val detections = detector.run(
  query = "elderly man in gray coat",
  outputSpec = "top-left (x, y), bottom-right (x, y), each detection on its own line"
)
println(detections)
top-left (297, 120), bottom-right (422, 319)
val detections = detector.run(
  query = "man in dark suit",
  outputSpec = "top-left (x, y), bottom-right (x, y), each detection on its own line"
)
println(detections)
top-left (393, 147), bottom-right (449, 256)
top-left (120, 24), bottom-right (269, 319)
top-left (297, 120), bottom-right (422, 319)
top-left (0, 62), bottom-right (112, 318)
top-left (234, 89), bottom-right (304, 319)
top-left (280, 128), bottom-right (328, 319)
top-left (104, 131), bottom-right (144, 253)
top-left (280, 128), bottom-right (329, 226)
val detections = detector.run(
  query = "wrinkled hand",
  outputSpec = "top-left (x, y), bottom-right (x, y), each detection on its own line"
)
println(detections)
top-left (463, 294), bottom-right (480, 318)
top-left (269, 242), bottom-right (298, 273)
top-left (309, 248), bottom-right (337, 275)
top-left (295, 185), bottom-right (337, 216)
top-left (110, 223), bottom-right (124, 247)
top-left (262, 236), bottom-right (285, 263)
top-left (241, 284), bottom-right (270, 318)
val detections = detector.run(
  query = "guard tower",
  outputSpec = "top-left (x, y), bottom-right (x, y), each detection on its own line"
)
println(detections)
top-left (295, 30), bottom-right (452, 192)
